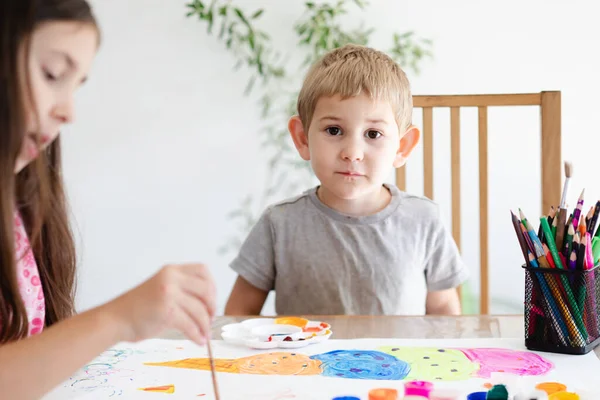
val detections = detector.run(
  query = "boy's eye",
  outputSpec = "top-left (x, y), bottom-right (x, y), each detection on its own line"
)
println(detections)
top-left (326, 127), bottom-right (342, 136)
top-left (366, 130), bottom-right (382, 139)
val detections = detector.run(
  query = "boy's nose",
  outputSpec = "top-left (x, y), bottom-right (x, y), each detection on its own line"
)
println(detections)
top-left (341, 144), bottom-right (364, 162)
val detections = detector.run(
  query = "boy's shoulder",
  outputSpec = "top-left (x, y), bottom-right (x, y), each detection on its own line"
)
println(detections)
top-left (387, 184), bottom-right (441, 220)
top-left (260, 184), bottom-right (442, 227)
top-left (260, 188), bottom-right (316, 220)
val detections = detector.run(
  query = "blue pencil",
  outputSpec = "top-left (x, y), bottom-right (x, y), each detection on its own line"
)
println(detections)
top-left (528, 252), bottom-right (570, 346)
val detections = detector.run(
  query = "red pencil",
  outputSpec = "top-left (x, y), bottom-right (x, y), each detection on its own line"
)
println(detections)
top-left (543, 244), bottom-right (556, 268)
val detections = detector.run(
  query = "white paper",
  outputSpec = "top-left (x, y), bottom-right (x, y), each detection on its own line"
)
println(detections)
top-left (43, 338), bottom-right (600, 400)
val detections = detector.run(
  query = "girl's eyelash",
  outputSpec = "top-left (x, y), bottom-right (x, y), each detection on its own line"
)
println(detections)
top-left (43, 69), bottom-right (57, 81)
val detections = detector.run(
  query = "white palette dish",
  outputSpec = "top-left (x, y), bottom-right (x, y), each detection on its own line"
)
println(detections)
top-left (220, 317), bottom-right (332, 349)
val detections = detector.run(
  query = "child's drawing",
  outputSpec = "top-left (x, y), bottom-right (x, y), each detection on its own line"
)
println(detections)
top-left (44, 338), bottom-right (600, 400)
top-left (138, 384), bottom-right (175, 394)
top-left (67, 348), bottom-right (137, 397)
top-left (145, 346), bottom-right (553, 381)
top-left (145, 352), bottom-right (322, 376)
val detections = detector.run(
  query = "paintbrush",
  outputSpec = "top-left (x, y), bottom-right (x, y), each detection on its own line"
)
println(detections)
top-left (555, 161), bottom-right (572, 252)
top-left (207, 339), bottom-right (220, 400)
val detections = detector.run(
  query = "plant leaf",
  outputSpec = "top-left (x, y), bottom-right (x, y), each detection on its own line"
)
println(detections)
top-left (251, 9), bottom-right (264, 19)
top-left (234, 7), bottom-right (250, 27)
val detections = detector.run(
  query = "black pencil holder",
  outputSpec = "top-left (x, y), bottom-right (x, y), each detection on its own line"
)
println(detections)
top-left (523, 264), bottom-right (600, 355)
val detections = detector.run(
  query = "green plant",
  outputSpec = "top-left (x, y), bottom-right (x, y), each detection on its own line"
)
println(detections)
top-left (185, 0), bottom-right (432, 254)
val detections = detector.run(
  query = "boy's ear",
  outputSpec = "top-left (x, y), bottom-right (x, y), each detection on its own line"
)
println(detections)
top-left (288, 115), bottom-right (311, 161)
top-left (393, 125), bottom-right (420, 168)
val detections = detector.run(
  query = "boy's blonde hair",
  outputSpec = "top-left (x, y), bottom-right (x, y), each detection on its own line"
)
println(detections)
top-left (297, 44), bottom-right (413, 133)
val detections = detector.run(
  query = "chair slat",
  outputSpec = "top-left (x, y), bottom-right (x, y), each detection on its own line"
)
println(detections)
top-left (478, 106), bottom-right (489, 315)
top-left (540, 91), bottom-right (562, 213)
top-left (451, 107), bottom-right (461, 252)
top-left (403, 92), bottom-right (561, 316)
top-left (423, 107), bottom-right (434, 200)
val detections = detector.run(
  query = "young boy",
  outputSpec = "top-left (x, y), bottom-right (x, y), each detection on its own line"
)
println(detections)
top-left (225, 44), bottom-right (469, 316)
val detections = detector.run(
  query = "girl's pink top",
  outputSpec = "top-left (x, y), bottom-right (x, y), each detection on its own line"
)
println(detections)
top-left (14, 211), bottom-right (45, 335)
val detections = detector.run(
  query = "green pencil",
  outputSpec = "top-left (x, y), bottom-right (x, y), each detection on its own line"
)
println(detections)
top-left (540, 216), bottom-right (587, 339)
top-left (541, 217), bottom-right (564, 269)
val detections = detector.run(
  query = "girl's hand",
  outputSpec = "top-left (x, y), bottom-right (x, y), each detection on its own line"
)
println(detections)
top-left (104, 263), bottom-right (217, 345)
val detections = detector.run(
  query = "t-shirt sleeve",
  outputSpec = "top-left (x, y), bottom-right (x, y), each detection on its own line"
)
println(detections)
top-left (229, 208), bottom-right (275, 292)
top-left (423, 204), bottom-right (470, 291)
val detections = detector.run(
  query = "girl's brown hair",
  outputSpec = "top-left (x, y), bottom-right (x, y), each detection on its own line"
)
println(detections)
top-left (0, 0), bottom-right (98, 343)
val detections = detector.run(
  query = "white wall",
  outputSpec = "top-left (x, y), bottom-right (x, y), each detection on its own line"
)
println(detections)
top-left (64, 0), bottom-right (600, 315)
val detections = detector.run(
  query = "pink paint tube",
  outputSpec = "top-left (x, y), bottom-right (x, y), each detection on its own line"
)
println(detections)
top-left (403, 380), bottom-right (433, 398)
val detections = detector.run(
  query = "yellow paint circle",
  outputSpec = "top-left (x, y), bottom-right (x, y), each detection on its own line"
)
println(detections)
top-left (548, 393), bottom-right (580, 400)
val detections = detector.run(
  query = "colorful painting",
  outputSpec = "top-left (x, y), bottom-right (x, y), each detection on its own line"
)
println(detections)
top-left (145, 347), bottom-right (552, 382)
top-left (42, 338), bottom-right (600, 400)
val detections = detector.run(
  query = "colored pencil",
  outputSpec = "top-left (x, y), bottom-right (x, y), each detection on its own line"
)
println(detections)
top-left (543, 244), bottom-right (556, 269)
top-left (585, 206), bottom-right (595, 233)
top-left (588, 201), bottom-right (600, 236)
top-left (527, 252), bottom-right (569, 346)
top-left (540, 217), bottom-right (564, 269)
top-left (585, 233), bottom-right (594, 270)
top-left (573, 232), bottom-right (581, 270)
top-left (551, 216), bottom-right (558, 242)
top-left (578, 218), bottom-right (587, 239)
top-left (538, 206), bottom-right (555, 243)
top-left (511, 211), bottom-right (531, 265)
top-left (562, 224), bottom-right (575, 259)
top-left (510, 161), bottom-right (600, 348)
top-left (572, 189), bottom-right (585, 230)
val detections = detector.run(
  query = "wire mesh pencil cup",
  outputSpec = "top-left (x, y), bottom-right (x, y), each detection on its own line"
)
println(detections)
top-left (523, 264), bottom-right (600, 354)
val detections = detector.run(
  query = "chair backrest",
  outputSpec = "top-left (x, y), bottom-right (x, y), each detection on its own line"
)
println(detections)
top-left (396, 91), bottom-right (562, 314)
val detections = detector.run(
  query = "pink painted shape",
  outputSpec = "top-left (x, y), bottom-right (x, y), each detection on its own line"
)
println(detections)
top-left (458, 348), bottom-right (553, 378)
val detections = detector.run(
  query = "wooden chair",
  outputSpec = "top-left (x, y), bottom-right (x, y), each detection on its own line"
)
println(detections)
top-left (397, 92), bottom-right (562, 314)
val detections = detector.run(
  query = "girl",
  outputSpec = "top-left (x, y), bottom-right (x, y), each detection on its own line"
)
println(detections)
top-left (0, 1), bottom-right (217, 398)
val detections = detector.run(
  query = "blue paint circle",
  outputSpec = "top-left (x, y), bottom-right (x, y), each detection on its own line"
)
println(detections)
top-left (331, 397), bottom-right (361, 400)
top-left (310, 350), bottom-right (410, 380)
top-left (467, 392), bottom-right (488, 400)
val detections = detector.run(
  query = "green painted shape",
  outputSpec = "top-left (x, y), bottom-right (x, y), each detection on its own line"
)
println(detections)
top-left (377, 346), bottom-right (479, 381)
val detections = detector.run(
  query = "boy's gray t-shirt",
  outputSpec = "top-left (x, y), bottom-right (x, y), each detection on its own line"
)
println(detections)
top-left (230, 184), bottom-right (469, 315)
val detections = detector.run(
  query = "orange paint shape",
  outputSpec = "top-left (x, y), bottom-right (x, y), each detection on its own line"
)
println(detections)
top-left (145, 352), bottom-right (322, 376)
top-left (138, 384), bottom-right (175, 394)
top-left (368, 388), bottom-right (398, 400)
top-left (275, 317), bottom-right (308, 328)
top-left (483, 383), bottom-right (493, 389)
top-left (548, 393), bottom-right (580, 400)
top-left (536, 382), bottom-right (567, 395)
top-left (197, 394), bottom-right (206, 397)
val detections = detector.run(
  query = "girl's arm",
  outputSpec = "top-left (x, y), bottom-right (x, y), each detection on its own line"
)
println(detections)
top-left (0, 305), bottom-right (126, 399)
top-left (0, 263), bottom-right (216, 400)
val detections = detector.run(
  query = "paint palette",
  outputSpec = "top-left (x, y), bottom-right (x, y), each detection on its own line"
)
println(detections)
top-left (221, 317), bottom-right (333, 349)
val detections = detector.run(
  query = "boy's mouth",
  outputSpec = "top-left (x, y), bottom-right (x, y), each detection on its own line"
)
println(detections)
top-left (336, 171), bottom-right (364, 177)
